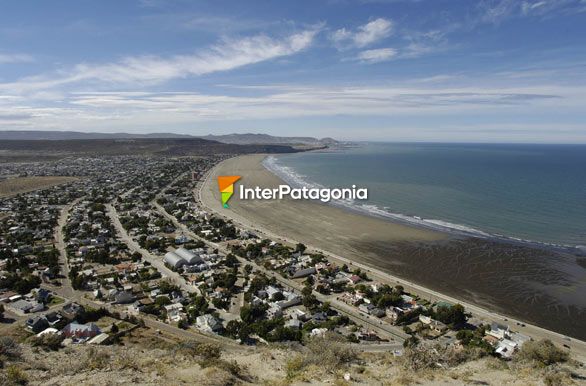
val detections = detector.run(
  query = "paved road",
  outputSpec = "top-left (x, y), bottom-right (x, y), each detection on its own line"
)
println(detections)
top-left (153, 201), bottom-right (408, 343)
top-left (197, 158), bottom-right (586, 361)
top-left (48, 200), bottom-right (244, 350)
top-left (105, 203), bottom-right (198, 295)
top-left (54, 198), bottom-right (83, 299)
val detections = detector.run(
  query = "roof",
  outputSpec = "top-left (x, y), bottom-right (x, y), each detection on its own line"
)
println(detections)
top-left (292, 267), bottom-right (317, 279)
top-left (62, 322), bottom-right (101, 337)
top-left (88, 333), bottom-right (110, 345)
top-left (164, 251), bottom-right (186, 267)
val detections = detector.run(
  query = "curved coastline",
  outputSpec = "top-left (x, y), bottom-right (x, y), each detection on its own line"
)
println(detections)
top-left (199, 153), bottom-right (586, 347)
top-left (263, 154), bottom-right (585, 254)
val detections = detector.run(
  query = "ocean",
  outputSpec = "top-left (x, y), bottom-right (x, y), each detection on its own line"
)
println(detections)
top-left (264, 143), bottom-right (586, 249)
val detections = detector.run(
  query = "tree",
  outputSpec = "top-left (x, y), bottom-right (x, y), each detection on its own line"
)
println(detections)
top-left (240, 304), bottom-right (266, 323)
top-left (295, 243), bottom-right (306, 254)
top-left (224, 253), bottom-right (239, 268)
top-left (434, 304), bottom-right (466, 326)
top-left (271, 292), bottom-right (285, 302)
top-left (224, 320), bottom-right (242, 338)
top-left (155, 296), bottom-right (171, 307)
top-left (110, 323), bottom-right (119, 334)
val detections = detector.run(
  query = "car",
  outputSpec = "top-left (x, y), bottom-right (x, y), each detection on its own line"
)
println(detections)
top-left (563, 344), bottom-right (570, 349)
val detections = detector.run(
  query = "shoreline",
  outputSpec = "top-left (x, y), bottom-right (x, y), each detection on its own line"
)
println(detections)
top-left (199, 154), bottom-right (586, 358)
top-left (263, 153), bottom-right (585, 255)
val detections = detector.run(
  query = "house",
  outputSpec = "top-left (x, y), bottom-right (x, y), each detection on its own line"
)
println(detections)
top-left (7, 299), bottom-right (42, 315)
top-left (113, 291), bottom-right (135, 304)
top-left (311, 312), bottom-right (328, 323)
top-left (430, 320), bottom-right (448, 333)
top-left (88, 333), bottom-right (110, 345)
top-left (196, 314), bottom-right (223, 333)
top-left (487, 322), bottom-right (510, 340)
top-left (61, 322), bottom-right (101, 342)
top-left (510, 332), bottom-right (531, 347)
top-left (61, 302), bottom-right (85, 320)
top-left (495, 339), bottom-right (518, 359)
top-left (310, 328), bottom-right (328, 338)
top-left (45, 311), bottom-right (63, 326)
top-left (36, 327), bottom-right (60, 337)
top-left (386, 307), bottom-right (404, 324)
top-left (285, 319), bottom-right (302, 329)
top-left (291, 267), bottom-right (317, 279)
top-left (266, 305), bottom-right (283, 319)
top-left (34, 288), bottom-right (52, 303)
top-left (164, 303), bottom-right (187, 323)
top-left (275, 292), bottom-right (302, 310)
top-left (26, 315), bottom-right (49, 333)
top-left (359, 303), bottom-right (375, 315)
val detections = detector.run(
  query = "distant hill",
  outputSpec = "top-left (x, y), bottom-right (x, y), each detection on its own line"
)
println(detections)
top-left (0, 131), bottom-right (338, 147)
top-left (0, 138), bottom-right (298, 162)
top-left (0, 130), bottom-right (193, 140)
top-left (198, 133), bottom-right (338, 146)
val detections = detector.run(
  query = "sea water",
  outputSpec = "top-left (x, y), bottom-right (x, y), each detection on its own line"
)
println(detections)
top-left (264, 143), bottom-right (586, 249)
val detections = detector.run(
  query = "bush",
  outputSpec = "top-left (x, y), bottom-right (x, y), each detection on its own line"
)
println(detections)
top-left (29, 333), bottom-right (64, 351)
top-left (402, 344), bottom-right (485, 371)
top-left (0, 337), bottom-right (21, 365)
top-left (515, 339), bottom-right (568, 366)
top-left (287, 333), bottom-right (357, 378)
top-left (3, 365), bottom-right (28, 385)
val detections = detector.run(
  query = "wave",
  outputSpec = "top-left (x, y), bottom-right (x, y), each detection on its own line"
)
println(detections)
top-left (263, 155), bottom-right (579, 252)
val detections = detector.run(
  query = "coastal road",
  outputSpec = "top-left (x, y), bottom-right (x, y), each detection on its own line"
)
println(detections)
top-left (152, 200), bottom-right (409, 343)
top-left (197, 156), bottom-right (586, 361)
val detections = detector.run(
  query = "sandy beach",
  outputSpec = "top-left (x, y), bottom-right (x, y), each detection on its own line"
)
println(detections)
top-left (200, 154), bottom-right (586, 346)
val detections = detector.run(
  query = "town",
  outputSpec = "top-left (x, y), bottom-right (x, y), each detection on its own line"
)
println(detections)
top-left (2, 153), bottom-right (571, 372)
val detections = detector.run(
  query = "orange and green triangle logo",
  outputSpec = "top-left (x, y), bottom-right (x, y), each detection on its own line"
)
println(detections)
top-left (217, 175), bottom-right (241, 208)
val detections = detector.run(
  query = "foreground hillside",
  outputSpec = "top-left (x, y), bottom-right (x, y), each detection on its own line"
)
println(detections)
top-left (1, 327), bottom-right (584, 386)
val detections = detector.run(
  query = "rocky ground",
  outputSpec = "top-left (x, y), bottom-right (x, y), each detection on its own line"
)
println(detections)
top-left (1, 328), bottom-right (585, 386)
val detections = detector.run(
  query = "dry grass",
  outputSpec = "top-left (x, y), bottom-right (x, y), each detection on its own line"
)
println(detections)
top-left (0, 176), bottom-right (78, 198)
top-left (285, 333), bottom-right (358, 381)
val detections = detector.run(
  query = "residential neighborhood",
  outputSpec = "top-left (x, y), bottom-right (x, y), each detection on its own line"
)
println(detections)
top-left (0, 153), bottom-right (581, 382)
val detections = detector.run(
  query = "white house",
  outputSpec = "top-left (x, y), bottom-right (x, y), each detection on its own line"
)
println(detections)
top-left (196, 314), bottom-right (223, 333)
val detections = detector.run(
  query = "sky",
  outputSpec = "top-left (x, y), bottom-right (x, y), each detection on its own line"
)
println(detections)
top-left (0, 0), bottom-right (585, 143)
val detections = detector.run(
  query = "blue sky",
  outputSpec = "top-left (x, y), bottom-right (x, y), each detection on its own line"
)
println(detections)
top-left (0, 0), bottom-right (585, 142)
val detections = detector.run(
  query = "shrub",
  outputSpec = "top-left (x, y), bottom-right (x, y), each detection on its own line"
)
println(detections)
top-left (287, 332), bottom-right (357, 378)
top-left (515, 339), bottom-right (568, 367)
top-left (4, 365), bottom-right (28, 385)
top-left (0, 337), bottom-right (20, 357)
top-left (29, 333), bottom-right (64, 351)
top-left (0, 337), bottom-right (21, 366)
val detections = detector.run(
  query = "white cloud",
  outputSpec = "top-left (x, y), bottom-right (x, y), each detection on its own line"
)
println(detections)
top-left (3, 83), bottom-right (578, 132)
top-left (0, 28), bottom-right (320, 93)
top-left (332, 18), bottom-right (393, 49)
top-left (357, 48), bottom-right (397, 63)
top-left (0, 53), bottom-right (33, 64)
top-left (478, 0), bottom-right (586, 24)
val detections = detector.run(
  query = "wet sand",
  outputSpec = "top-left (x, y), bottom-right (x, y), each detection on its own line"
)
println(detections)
top-left (201, 154), bottom-right (586, 341)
